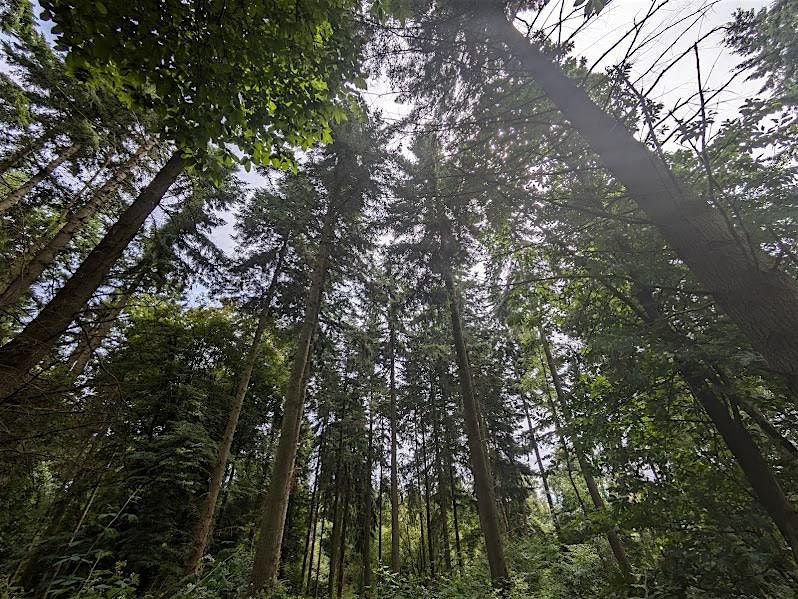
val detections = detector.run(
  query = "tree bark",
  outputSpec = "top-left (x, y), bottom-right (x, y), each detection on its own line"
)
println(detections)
top-left (521, 393), bottom-right (561, 539)
top-left (388, 305), bottom-right (401, 575)
top-left (302, 433), bottom-right (324, 593)
top-left (430, 371), bottom-right (452, 572)
top-left (0, 128), bottom-right (56, 177)
top-left (478, 7), bottom-right (798, 383)
top-left (64, 272), bottom-right (143, 383)
top-left (419, 405), bottom-right (435, 577)
top-left (538, 328), bottom-right (633, 580)
top-left (0, 140), bottom-right (153, 309)
top-left (632, 283), bottom-right (798, 562)
top-left (184, 241), bottom-right (287, 576)
top-left (0, 143), bottom-right (80, 213)
top-left (336, 484), bottom-right (348, 599)
top-left (249, 199), bottom-right (337, 593)
top-left (0, 151), bottom-right (185, 400)
top-left (361, 402), bottom-right (373, 597)
top-left (443, 269), bottom-right (509, 586)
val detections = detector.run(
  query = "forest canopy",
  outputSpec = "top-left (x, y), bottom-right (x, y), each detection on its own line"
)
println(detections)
top-left (0, 0), bottom-right (797, 598)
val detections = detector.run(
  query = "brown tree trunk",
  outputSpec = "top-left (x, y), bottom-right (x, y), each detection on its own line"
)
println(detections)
top-left (336, 484), bottom-right (349, 599)
top-left (442, 379), bottom-right (464, 575)
top-left (0, 129), bottom-right (56, 177)
top-left (302, 436), bottom-right (324, 593)
top-left (521, 393), bottom-right (561, 539)
top-left (443, 269), bottom-right (509, 586)
top-left (328, 442), bottom-right (345, 599)
top-left (64, 272), bottom-right (143, 382)
top-left (378, 416), bottom-right (384, 565)
top-left (249, 200), bottom-right (337, 593)
top-left (0, 143), bottom-right (80, 213)
top-left (362, 403), bottom-right (374, 597)
top-left (388, 306), bottom-right (401, 575)
top-left (0, 140), bottom-right (153, 309)
top-left (313, 515), bottom-right (325, 599)
top-left (632, 283), bottom-right (798, 562)
top-left (184, 241), bottom-right (287, 576)
top-left (419, 405), bottom-right (435, 577)
top-left (430, 371), bottom-right (452, 572)
top-left (0, 151), bottom-right (185, 400)
top-left (538, 328), bottom-right (633, 579)
top-left (480, 7), bottom-right (798, 383)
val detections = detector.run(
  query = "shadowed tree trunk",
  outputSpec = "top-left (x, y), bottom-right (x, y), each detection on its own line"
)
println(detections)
top-left (0, 128), bottom-right (57, 178)
top-left (631, 283), bottom-right (798, 563)
top-left (521, 392), bottom-right (561, 540)
top-left (361, 402), bottom-right (374, 597)
top-left (419, 403), bottom-right (435, 577)
top-left (388, 304), bottom-right (401, 574)
top-left (250, 199), bottom-right (337, 593)
top-left (0, 151), bottom-right (185, 400)
top-left (0, 139), bottom-right (154, 309)
top-left (0, 143), bottom-right (81, 213)
top-left (302, 425), bottom-right (325, 593)
top-left (538, 327), bottom-right (633, 580)
top-left (184, 240), bottom-right (287, 576)
top-left (64, 271), bottom-right (144, 383)
top-left (430, 370), bottom-right (452, 572)
top-left (472, 4), bottom-right (798, 384)
top-left (443, 267), bottom-right (509, 586)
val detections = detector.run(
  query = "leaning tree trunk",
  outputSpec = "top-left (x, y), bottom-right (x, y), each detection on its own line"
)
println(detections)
top-left (184, 240), bottom-right (287, 576)
top-left (475, 5), bottom-right (798, 383)
top-left (249, 200), bottom-right (337, 594)
top-left (632, 283), bottom-right (798, 562)
top-left (0, 143), bottom-right (80, 213)
top-left (0, 140), bottom-right (154, 310)
top-left (443, 268), bottom-right (509, 586)
top-left (538, 328), bottom-right (634, 580)
top-left (0, 128), bottom-right (57, 178)
top-left (388, 305), bottom-right (401, 575)
top-left (64, 271), bottom-right (144, 383)
top-left (521, 392), bottom-right (562, 540)
top-left (0, 151), bottom-right (185, 401)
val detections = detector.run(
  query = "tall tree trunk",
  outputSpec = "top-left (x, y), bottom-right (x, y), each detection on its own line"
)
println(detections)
top-left (184, 241), bottom-right (287, 576)
top-left (250, 201), bottom-right (337, 593)
top-left (419, 405), bottom-right (435, 577)
top-left (632, 283), bottom-right (798, 562)
top-left (388, 306), bottom-right (401, 574)
top-left (730, 393), bottom-right (798, 465)
top-left (0, 140), bottom-right (154, 309)
top-left (362, 403), bottom-right (373, 597)
top-left (0, 128), bottom-right (56, 177)
top-left (430, 371), bottom-right (452, 572)
top-left (521, 393), bottom-right (561, 539)
top-left (412, 423), bottom-right (427, 576)
top-left (63, 272), bottom-right (143, 382)
top-left (302, 434), bottom-right (324, 593)
top-left (312, 514), bottom-right (325, 599)
top-left (478, 6), bottom-right (798, 382)
top-left (538, 328), bottom-right (633, 579)
top-left (447, 429), bottom-right (464, 575)
top-left (443, 268), bottom-right (509, 586)
top-left (378, 416), bottom-right (384, 565)
top-left (336, 484), bottom-right (349, 599)
top-left (328, 444), bottom-right (344, 599)
top-left (0, 143), bottom-right (80, 213)
top-left (0, 151), bottom-right (185, 400)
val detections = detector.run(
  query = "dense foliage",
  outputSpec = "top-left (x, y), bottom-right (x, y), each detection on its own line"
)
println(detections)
top-left (1, 0), bottom-right (797, 598)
